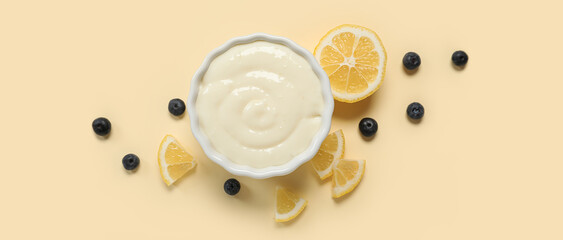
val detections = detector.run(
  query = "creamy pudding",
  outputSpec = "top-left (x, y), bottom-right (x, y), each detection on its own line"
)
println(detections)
top-left (195, 41), bottom-right (324, 168)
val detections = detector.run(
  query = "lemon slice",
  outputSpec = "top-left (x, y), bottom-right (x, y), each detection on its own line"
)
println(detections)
top-left (158, 135), bottom-right (196, 186)
top-left (314, 24), bottom-right (387, 103)
top-left (310, 129), bottom-right (345, 180)
top-left (275, 186), bottom-right (307, 222)
top-left (332, 159), bottom-right (366, 198)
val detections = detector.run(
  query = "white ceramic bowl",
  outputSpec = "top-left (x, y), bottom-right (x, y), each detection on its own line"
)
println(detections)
top-left (187, 33), bottom-right (334, 179)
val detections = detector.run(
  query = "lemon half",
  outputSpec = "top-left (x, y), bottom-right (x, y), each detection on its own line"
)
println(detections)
top-left (314, 24), bottom-right (387, 103)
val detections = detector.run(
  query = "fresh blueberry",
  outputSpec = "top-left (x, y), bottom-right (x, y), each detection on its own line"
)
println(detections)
top-left (407, 102), bottom-right (425, 120)
top-left (92, 117), bottom-right (111, 136)
top-left (122, 153), bottom-right (140, 170)
top-left (403, 52), bottom-right (421, 70)
top-left (451, 50), bottom-right (468, 66)
top-left (168, 98), bottom-right (186, 116)
top-left (224, 178), bottom-right (241, 196)
top-left (359, 118), bottom-right (378, 137)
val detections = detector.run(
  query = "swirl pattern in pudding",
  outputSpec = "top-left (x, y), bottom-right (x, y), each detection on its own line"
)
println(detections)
top-left (196, 41), bottom-right (324, 169)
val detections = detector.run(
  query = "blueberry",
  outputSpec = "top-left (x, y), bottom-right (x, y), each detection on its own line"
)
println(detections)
top-left (403, 52), bottom-right (421, 70)
top-left (224, 178), bottom-right (241, 196)
top-left (359, 117), bottom-right (378, 137)
top-left (92, 117), bottom-right (111, 136)
top-left (121, 153), bottom-right (140, 170)
top-left (451, 50), bottom-right (468, 66)
top-left (168, 98), bottom-right (186, 116)
top-left (407, 102), bottom-right (425, 120)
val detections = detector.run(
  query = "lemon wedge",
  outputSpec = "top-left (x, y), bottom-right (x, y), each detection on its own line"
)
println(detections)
top-left (332, 159), bottom-right (366, 198)
top-left (158, 135), bottom-right (196, 186)
top-left (310, 129), bottom-right (345, 180)
top-left (275, 186), bottom-right (307, 222)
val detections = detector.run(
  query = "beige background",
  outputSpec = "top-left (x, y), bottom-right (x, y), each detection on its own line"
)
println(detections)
top-left (1, 0), bottom-right (562, 239)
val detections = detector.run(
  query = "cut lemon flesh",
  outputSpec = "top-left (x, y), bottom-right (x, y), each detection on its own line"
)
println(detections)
top-left (314, 24), bottom-right (387, 103)
top-left (275, 186), bottom-right (307, 222)
top-left (310, 129), bottom-right (345, 180)
top-left (332, 159), bottom-right (366, 198)
top-left (158, 135), bottom-right (196, 186)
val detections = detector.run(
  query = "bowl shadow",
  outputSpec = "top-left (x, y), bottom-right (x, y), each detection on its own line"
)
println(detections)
top-left (332, 92), bottom-right (381, 120)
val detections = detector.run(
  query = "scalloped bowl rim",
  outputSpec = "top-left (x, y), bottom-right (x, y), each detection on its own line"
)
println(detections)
top-left (187, 33), bottom-right (334, 179)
